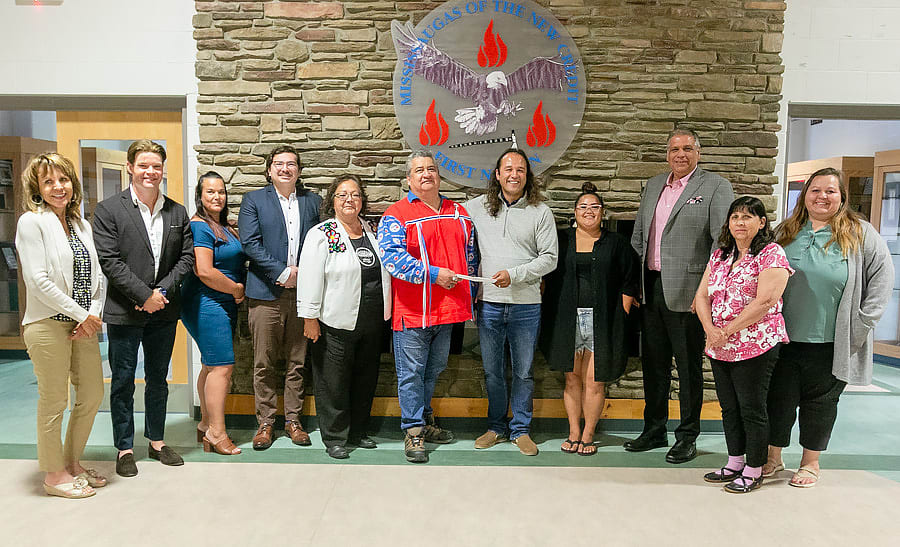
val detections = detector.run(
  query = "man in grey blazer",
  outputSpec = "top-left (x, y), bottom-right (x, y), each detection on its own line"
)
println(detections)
top-left (627, 129), bottom-right (734, 463)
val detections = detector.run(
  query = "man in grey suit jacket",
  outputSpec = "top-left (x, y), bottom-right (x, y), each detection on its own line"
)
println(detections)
top-left (627, 129), bottom-right (734, 463)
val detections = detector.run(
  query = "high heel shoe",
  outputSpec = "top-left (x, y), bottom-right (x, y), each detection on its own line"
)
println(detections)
top-left (202, 433), bottom-right (241, 455)
top-left (196, 426), bottom-right (208, 443)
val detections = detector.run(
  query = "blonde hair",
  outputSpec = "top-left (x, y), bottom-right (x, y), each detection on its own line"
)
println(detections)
top-left (21, 153), bottom-right (84, 220)
top-left (775, 167), bottom-right (862, 257)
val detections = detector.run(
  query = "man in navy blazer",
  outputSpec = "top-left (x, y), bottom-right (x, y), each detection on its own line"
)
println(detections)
top-left (238, 145), bottom-right (321, 450)
top-left (92, 140), bottom-right (194, 477)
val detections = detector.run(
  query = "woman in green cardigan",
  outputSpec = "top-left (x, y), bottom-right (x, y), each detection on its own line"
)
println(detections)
top-left (539, 182), bottom-right (640, 455)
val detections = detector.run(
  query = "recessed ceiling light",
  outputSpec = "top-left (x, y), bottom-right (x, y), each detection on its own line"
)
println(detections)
top-left (15, 1), bottom-right (65, 6)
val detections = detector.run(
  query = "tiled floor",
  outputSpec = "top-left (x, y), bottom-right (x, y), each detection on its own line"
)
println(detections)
top-left (2, 357), bottom-right (899, 545)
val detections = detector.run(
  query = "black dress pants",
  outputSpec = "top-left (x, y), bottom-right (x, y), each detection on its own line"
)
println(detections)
top-left (767, 342), bottom-right (846, 451)
top-left (310, 319), bottom-right (383, 448)
top-left (640, 270), bottom-right (705, 442)
top-left (710, 345), bottom-right (779, 468)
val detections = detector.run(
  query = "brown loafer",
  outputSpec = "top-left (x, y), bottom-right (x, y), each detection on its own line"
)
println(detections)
top-left (285, 421), bottom-right (311, 446)
top-left (252, 423), bottom-right (274, 450)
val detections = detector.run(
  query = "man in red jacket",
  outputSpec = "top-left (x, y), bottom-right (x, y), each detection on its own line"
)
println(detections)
top-left (377, 150), bottom-right (477, 463)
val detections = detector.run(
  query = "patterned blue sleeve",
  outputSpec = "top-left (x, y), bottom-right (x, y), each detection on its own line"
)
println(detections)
top-left (377, 214), bottom-right (427, 284)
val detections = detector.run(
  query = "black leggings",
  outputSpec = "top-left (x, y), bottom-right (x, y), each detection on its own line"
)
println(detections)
top-left (710, 345), bottom-right (779, 468)
top-left (767, 342), bottom-right (846, 452)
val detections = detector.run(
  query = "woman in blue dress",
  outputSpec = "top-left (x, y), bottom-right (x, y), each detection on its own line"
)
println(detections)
top-left (181, 171), bottom-right (246, 455)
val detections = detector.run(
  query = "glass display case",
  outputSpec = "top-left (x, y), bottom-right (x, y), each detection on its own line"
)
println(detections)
top-left (0, 136), bottom-right (58, 349)
top-left (871, 149), bottom-right (900, 358)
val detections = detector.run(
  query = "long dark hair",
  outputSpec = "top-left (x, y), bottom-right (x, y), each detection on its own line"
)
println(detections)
top-left (195, 171), bottom-right (236, 241)
top-left (485, 148), bottom-right (543, 217)
top-left (716, 196), bottom-right (774, 263)
top-left (321, 174), bottom-right (369, 219)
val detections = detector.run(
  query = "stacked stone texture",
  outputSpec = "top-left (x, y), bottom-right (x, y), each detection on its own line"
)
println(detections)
top-left (195, 0), bottom-right (784, 402)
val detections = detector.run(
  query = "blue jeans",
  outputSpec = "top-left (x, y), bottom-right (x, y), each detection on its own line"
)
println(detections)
top-left (107, 319), bottom-right (178, 450)
top-left (392, 323), bottom-right (453, 431)
top-left (477, 302), bottom-right (541, 439)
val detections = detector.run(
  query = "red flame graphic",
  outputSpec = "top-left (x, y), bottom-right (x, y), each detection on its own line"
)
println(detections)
top-left (526, 101), bottom-right (556, 148)
top-left (477, 20), bottom-right (507, 68)
top-left (419, 99), bottom-right (449, 146)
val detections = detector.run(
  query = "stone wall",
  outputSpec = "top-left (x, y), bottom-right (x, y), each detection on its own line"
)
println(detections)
top-left (194, 0), bottom-right (785, 401)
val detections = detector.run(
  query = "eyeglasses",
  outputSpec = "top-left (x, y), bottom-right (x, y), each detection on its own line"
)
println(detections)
top-left (575, 204), bottom-right (602, 211)
top-left (272, 161), bottom-right (299, 169)
top-left (335, 192), bottom-right (361, 202)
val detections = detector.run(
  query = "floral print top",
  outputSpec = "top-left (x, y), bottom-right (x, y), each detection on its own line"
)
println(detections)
top-left (705, 242), bottom-right (794, 362)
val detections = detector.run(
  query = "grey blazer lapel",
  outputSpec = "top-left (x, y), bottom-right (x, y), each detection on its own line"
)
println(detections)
top-left (664, 169), bottom-right (706, 234)
top-left (642, 176), bottom-right (667, 233)
top-left (122, 191), bottom-right (153, 253)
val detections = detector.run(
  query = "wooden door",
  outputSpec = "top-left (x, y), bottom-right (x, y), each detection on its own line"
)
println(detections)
top-left (56, 111), bottom-right (190, 384)
top-left (870, 149), bottom-right (900, 358)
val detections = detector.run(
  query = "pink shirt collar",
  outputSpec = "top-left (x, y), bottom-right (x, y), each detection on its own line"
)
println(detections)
top-left (666, 167), bottom-right (697, 189)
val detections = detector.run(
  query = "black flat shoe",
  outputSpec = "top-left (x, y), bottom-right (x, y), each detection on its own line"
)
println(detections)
top-left (703, 466), bottom-right (742, 483)
top-left (665, 440), bottom-right (697, 464)
top-left (326, 445), bottom-right (349, 459)
top-left (116, 453), bottom-right (138, 477)
top-left (623, 435), bottom-right (668, 452)
top-left (724, 475), bottom-right (764, 493)
top-left (353, 436), bottom-right (377, 449)
top-left (148, 444), bottom-right (184, 466)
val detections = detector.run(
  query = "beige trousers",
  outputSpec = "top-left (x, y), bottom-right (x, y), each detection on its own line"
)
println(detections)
top-left (23, 318), bottom-right (103, 472)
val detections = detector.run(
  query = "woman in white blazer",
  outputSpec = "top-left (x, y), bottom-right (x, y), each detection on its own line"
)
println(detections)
top-left (15, 153), bottom-right (106, 499)
top-left (298, 174), bottom-right (391, 459)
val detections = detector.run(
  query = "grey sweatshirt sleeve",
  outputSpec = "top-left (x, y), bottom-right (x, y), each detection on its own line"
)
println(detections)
top-left (508, 205), bottom-right (559, 285)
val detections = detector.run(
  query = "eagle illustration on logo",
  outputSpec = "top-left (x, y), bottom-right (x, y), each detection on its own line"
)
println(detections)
top-left (390, 0), bottom-right (585, 188)
top-left (391, 20), bottom-right (569, 136)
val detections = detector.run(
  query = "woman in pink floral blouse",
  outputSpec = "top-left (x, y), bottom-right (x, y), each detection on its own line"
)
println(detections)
top-left (694, 196), bottom-right (793, 494)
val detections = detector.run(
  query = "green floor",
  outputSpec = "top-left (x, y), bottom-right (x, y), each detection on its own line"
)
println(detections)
top-left (2, 356), bottom-right (899, 477)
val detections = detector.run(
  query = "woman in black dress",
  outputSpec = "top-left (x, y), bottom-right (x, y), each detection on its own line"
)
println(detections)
top-left (539, 183), bottom-right (640, 455)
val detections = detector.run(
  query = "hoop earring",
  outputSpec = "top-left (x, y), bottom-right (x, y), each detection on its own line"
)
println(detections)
top-left (31, 194), bottom-right (43, 205)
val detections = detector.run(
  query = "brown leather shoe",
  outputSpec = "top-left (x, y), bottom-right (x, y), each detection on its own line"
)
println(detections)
top-left (252, 423), bottom-right (274, 450)
top-left (285, 421), bottom-right (312, 446)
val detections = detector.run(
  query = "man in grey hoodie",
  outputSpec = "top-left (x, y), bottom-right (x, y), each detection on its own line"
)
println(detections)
top-left (466, 149), bottom-right (558, 455)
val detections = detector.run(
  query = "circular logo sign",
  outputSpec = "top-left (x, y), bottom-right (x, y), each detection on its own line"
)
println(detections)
top-left (391, 0), bottom-right (586, 188)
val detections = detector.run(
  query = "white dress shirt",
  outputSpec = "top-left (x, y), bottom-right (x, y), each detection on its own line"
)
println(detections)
top-left (130, 185), bottom-right (165, 278)
top-left (276, 188), bottom-right (301, 284)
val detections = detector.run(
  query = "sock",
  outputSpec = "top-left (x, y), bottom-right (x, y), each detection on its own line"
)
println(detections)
top-left (742, 465), bottom-right (762, 479)
top-left (727, 455), bottom-right (745, 471)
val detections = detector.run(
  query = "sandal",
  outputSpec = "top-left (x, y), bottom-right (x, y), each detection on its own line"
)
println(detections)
top-left (561, 439), bottom-right (581, 453)
top-left (789, 466), bottom-right (819, 488)
top-left (703, 466), bottom-right (743, 483)
top-left (578, 441), bottom-right (597, 456)
top-left (43, 476), bottom-right (95, 499)
top-left (197, 425), bottom-right (209, 443)
top-left (76, 468), bottom-right (108, 488)
top-left (724, 475), bottom-right (764, 494)
top-left (762, 459), bottom-right (784, 478)
top-left (203, 433), bottom-right (242, 455)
